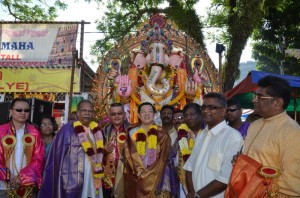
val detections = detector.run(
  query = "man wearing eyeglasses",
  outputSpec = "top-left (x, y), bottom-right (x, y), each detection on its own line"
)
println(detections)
top-left (102, 103), bottom-right (129, 198)
top-left (226, 98), bottom-right (250, 139)
top-left (172, 110), bottom-right (184, 131)
top-left (0, 98), bottom-right (45, 198)
top-left (243, 76), bottom-right (300, 196)
top-left (184, 93), bottom-right (243, 198)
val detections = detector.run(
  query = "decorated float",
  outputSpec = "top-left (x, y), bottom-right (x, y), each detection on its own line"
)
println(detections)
top-left (92, 14), bottom-right (220, 123)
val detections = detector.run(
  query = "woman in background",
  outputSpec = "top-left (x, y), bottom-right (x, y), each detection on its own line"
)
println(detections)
top-left (38, 115), bottom-right (56, 159)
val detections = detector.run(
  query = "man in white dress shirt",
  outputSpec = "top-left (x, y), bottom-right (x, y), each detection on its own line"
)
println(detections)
top-left (184, 92), bottom-right (243, 198)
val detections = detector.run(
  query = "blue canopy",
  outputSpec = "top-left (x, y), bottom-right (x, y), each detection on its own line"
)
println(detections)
top-left (251, 70), bottom-right (300, 87)
top-left (225, 70), bottom-right (300, 113)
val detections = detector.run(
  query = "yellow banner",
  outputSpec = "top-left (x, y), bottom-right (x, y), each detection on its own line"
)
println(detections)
top-left (0, 68), bottom-right (80, 92)
top-left (14, 93), bottom-right (56, 101)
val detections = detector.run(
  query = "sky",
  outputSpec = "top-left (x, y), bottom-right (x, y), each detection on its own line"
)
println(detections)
top-left (0, 0), bottom-right (254, 72)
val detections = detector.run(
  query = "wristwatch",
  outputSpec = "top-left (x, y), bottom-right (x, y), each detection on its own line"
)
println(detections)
top-left (194, 192), bottom-right (200, 198)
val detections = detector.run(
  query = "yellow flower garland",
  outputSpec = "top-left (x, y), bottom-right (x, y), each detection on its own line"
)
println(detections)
top-left (188, 138), bottom-right (194, 149)
top-left (178, 124), bottom-right (194, 158)
top-left (137, 141), bottom-right (147, 156)
top-left (132, 125), bottom-right (158, 156)
top-left (148, 125), bottom-right (158, 149)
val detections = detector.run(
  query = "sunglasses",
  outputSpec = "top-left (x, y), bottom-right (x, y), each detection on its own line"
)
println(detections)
top-left (227, 107), bottom-right (240, 112)
top-left (110, 112), bottom-right (124, 116)
top-left (13, 108), bottom-right (30, 113)
top-left (173, 116), bottom-right (183, 121)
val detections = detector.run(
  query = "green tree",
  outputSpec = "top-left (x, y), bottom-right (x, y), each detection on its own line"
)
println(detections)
top-left (252, 0), bottom-right (300, 75)
top-left (207, 0), bottom-right (282, 91)
top-left (1, 0), bottom-right (67, 20)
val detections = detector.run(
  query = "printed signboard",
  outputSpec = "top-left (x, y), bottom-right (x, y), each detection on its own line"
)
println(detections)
top-left (0, 68), bottom-right (80, 92)
top-left (0, 23), bottom-right (78, 67)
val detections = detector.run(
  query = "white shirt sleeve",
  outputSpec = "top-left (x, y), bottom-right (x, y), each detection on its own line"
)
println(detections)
top-left (216, 132), bottom-right (244, 184)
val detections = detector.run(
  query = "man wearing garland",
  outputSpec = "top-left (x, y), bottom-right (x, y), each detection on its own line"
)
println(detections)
top-left (176, 103), bottom-right (203, 198)
top-left (102, 103), bottom-right (129, 197)
top-left (172, 110), bottom-right (184, 131)
top-left (39, 100), bottom-right (104, 198)
top-left (124, 102), bottom-right (171, 197)
top-left (184, 93), bottom-right (243, 198)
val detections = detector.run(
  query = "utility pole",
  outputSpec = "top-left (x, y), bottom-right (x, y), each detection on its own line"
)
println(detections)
top-left (216, 43), bottom-right (225, 93)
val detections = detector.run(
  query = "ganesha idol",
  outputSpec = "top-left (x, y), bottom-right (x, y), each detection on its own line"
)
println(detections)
top-left (94, 14), bottom-right (218, 123)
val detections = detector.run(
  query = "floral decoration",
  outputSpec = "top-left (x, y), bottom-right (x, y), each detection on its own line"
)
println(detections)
top-left (132, 125), bottom-right (158, 167)
top-left (73, 121), bottom-right (104, 191)
top-left (117, 132), bottom-right (126, 143)
top-left (177, 124), bottom-right (192, 162)
top-left (22, 134), bottom-right (35, 147)
top-left (2, 135), bottom-right (16, 148)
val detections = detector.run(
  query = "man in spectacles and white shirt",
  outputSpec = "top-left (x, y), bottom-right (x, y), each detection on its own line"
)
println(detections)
top-left (184, 92), bottom-right (243, 198)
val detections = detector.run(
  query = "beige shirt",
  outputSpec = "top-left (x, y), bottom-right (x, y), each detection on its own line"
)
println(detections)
top-left (244, 112), bottom-right (300, 197)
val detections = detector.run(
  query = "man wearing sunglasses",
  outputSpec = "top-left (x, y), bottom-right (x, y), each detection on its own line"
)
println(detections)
top-left (243, 76), bottom-right (300, 196)
top-left (184, 93), bottom-right (243, 198)
top-left (172, 110), bottom-right (184, 131)
top-left (0, 98), bottom-right (45, 198)
top-left (226, 98), bottom-right (250, 139)
top-left (102, 103), bottom-right (129, 197)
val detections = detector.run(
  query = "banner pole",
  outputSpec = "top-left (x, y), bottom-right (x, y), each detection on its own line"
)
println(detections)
top-left (69, 50), bottom-right (78, 118)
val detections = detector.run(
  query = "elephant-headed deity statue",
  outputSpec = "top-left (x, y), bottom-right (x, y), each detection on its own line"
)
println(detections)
top-left (93, 14), bottom-right (219, 123)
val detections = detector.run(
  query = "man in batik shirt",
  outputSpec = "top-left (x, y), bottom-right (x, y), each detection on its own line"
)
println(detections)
top-left (102, 103), bottom-right (129, 197)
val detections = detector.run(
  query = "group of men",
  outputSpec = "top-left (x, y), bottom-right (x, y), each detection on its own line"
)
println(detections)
top-left (38, 75), bottom-right (300, 198)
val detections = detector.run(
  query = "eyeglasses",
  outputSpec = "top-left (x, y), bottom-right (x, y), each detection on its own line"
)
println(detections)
top-left (201, 105), bottom-right (224, 111)
top-left (13, 109), bottom-right (30, 113)
top-left (252, 92), bottom-right (274, 101)
top-left (227, 107), bottom-right (240, 112)
top-left (41, 123), bottom-right (53, 128)
top-left (173, 116), bottom-right (183, 121)
top-left (110, 112), bottom-right (124, 116)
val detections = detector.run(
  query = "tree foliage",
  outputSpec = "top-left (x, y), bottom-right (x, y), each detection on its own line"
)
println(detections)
top-left (90, 0), bottom-right (205, 62)
top-left (1, 0), bottom-right (67, 20)
top-left (207, 0), bottom-right (281, 91)
top-left (252, 0), bottom-right (300, 75)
